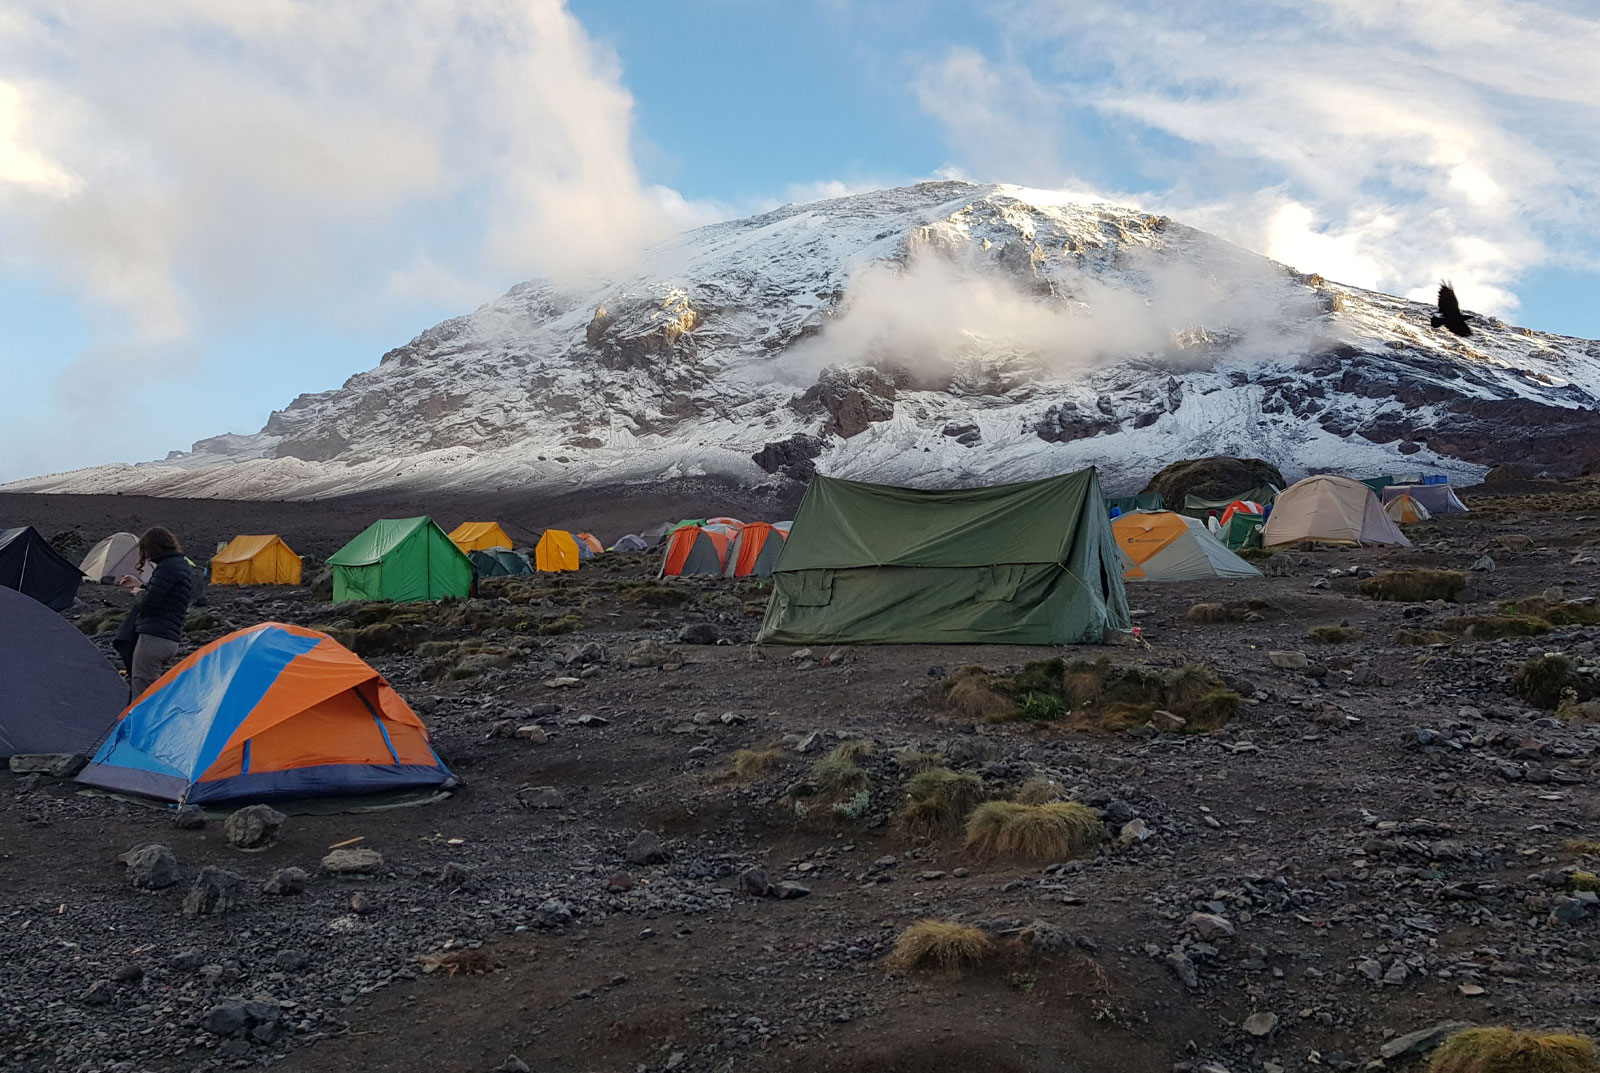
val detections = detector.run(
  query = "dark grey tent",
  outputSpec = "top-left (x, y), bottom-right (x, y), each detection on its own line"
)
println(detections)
top-left (0, 526), bottom-right (84, 612)
top-left (468, 548), bottom-right (532, 577)
top-left (611, 534), bottom-right (648, 553)
top-left (0, 586), bottom-right (127, 758)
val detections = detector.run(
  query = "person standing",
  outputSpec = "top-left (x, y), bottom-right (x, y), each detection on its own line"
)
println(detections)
top-left (120, 527), bottom-right (195, 700)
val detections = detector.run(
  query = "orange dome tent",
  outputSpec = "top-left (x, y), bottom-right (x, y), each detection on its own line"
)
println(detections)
top-left (534, 529), bottom-right (581, 572)
top-left (660, 525), bottom-right (735, 577)
top-left (574, 532), bottom-right (604, 559)
top-left (1384, 493), bottom-right (1432, 524)
top-left (75, 623), bottom-right (453, 804)
top-left (1113, 511), bottom-right (1262, 581)
top-left (723, 521), bottom-right (792, 577)
top-left (211, 534), bottom-right (303, 586)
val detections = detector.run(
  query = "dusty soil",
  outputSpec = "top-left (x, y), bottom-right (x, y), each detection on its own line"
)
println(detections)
top-left (3, 480), bottom-right (1600, 1073)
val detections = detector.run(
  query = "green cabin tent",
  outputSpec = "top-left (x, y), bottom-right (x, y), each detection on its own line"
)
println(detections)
top-left (757, 468), bottom-right (1130, 645)
top-left (1181, 485), bottom-right (1279, 519)
top-left (468, 548), bottom-right (532, 577)
top-left (327, 517), bottom-right (473, 602)
top-left (1105, 492), bottom-right (1164, 514)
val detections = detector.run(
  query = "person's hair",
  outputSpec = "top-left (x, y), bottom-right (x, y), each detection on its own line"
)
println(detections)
top-left (137, 527), bottom-right (181, 570)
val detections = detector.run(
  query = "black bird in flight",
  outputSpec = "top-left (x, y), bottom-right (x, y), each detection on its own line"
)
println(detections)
top-left (1431, 281), bottom-right (1472, 337)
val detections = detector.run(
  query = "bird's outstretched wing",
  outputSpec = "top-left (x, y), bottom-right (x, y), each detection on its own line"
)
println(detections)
top-left (1438, 282), bottom-right (1463, 320)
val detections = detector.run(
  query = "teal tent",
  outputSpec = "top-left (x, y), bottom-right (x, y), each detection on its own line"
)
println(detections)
top-left (468, 548), bottom-right (532, 577)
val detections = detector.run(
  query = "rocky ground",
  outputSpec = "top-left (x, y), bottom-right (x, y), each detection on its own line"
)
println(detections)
top-left (4, 479), bottom-right (1600, 1073)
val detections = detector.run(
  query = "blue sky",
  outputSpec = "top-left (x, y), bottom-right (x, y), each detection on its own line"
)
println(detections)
top-left (2, 0), bottom-right (1597, 481)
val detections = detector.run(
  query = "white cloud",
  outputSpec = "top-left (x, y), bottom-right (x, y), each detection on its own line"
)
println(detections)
top-left (914, 0), bottom-right (1600, 317)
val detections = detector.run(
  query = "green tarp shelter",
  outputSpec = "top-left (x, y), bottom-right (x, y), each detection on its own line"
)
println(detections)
top-left (1219, 512), bottom-right (1265, 550)
top-left (1106, 493), bottom-right (1164, 514)
top-left (327, 517), bottom-right (473, 603)
top-left (1182, 485), bottom-right (1279, 519)
top-left (468, 548), bottom-right (532, 577)
top-left (757, 468), bottom-right (1130, 645)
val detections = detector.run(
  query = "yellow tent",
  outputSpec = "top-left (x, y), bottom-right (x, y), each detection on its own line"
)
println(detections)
top-left (448, 521), bottom-right (514, 552)
top-left (535, 529), bottom-right (580, 572)
top-left (210, 535), bottom-right (303, 586)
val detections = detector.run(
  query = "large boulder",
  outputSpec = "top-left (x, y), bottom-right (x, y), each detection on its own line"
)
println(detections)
top-left (1141, 456), bottom-right (1285, 507)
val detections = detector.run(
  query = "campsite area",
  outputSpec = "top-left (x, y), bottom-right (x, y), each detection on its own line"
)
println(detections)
top-left (3, 473), bottom-right (1600, 1073)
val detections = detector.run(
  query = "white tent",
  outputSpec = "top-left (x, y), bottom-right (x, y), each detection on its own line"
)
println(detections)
top-left (79, 532), bottom-right (150, 584)
top-left (1264, 475), bottom-right (1409, 547)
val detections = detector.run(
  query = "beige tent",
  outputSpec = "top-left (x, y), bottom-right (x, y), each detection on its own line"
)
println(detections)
top-left (80, 532), bottom-right (151, 584)
top-left (1263, 475), bottom-right (1410, 548)
top-left (1384, 494), bottom-right (1432, 524)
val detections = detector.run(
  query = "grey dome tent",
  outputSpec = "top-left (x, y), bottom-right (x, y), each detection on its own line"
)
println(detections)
top-left (0, 526), bottom-right (84, 612)
top-left (0, 586), bottom-right (127, 759)
top-left (610, 534), bottom-right (648, 553)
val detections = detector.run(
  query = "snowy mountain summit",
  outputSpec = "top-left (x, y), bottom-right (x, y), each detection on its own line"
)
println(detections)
top-left (15, 181), bottom-right (1600, 498)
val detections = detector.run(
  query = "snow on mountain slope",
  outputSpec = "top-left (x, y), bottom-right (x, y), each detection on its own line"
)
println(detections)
top-left (11, 180), bottom-right (1600, 499)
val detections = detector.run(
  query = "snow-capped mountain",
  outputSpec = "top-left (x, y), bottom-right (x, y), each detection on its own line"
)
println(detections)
top-left (12, 181), bottom-right (1600, 499)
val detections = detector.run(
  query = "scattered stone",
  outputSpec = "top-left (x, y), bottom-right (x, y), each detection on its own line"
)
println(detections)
top-left (513, 725), bottom-right (548, 744)
top-left (544, 676), bottom-right (582, 689)
top-left (1119, 818), bottom-right (1152, 844)
top-left (321, 848), bottom-right (385, 875)
top-left (677, 623), bottom-right (718, 645)
top-left (517, 785), bottom-right (566, 810)
top-left (81, 979), bottom-right (117, 1007)
top-left (574, 714), bottom-right (609, 727)
top-left (625, 640), bottom-right (672, 668)
top-left (496, 1057), bottom-right (531, 1073)
top-left (1378, 1021), bottom-right (1473, 1060)
top-left (112, 962), bottom-right (144, 983)
top-left (1268, 651), bottom-right (1309, 670)
top-left (119, 843), bottom-right (179, 890)
top-left (1242, 1011), bottom-right (1278, 1037)
top-left (1383, 961), bottom-right (1410, 986)
top-left (624, 830), bottom-right (670, 865)
top-left (1355, 958), bottom-right (1383, 982)
top-left (1187, 912), bottom-right (1235, 940)
top-left (773, 882), bottom-right (811, 899)
top-left (436, 862), bottom-right (474, 890)
top-left (8, 753), bottom-right (83, 777)
top-left (262, 867), bottom-right (309, 896)
top-left (349, 891), bottom-right (376, 914)
top-left (1166, 951), bottom-right (1200, 988)
top-left (606, 871), bottom-right (635, 893)
top-left (738, 866), bottom-right (772, 897)
top-left (1550, 896), bottom-right (1590, 925)
top-left (224, 804), bottom-right (286, 849)
top-left (182, 867), bottom-right (246, 917)
top-left (1471, 554), bottom-right (1496, 572)
top-left (171, 805), bottom-right (206, 830)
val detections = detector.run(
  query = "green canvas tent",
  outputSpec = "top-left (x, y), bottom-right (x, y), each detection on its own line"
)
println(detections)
top-left (327, 517), bottom-right (473, 602)
top-left (757, 468), bottom-right (1130, 645)
top-left (1105, 492), bottom-right (1164, 514)
top-left (1181, 485), bottom-right (1279, 519)
top-left (1219, 512), bottom-right (1265, 550)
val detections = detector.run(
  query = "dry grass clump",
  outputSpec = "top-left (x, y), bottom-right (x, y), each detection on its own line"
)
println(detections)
top-left (1427, 1027), bottom-right (1600, 1073)
top-left (885, 920), bottom-right (994, 975)
top-left (1396, 628), bottom-right (1452, 647)
top-left (618, 583), bottom-right (691, 609)
top-left (417, 949), bottom-right (494, 977)
top-left (1504, 596), bottom-right (1600, 627)
top-left (1060, 659), bottom-right (1241, 732)
top-left (809, 742), bottom-right (871, 795)
top-left (1014, 775), bottom-right (1066, 804)
top-left (1438, 615), bottom-right (1552, 641)
top-left (1514, 654), bottom-right (1593, 709)
top-left (940, 667), bottom-right (1020, 721)
top-left (1357, 568), bottom-right (1469, 603)
top-left (730, 747), bottom-right (779, 780)
top-left (893, 749), bottom-right (947, 773)
top-left (898, 768), bottom-right (985, 840)
top-left (1568, 871), bottom-right (1600, 892)
top-left (1564, 838), bottom-right (1600, 857)
top-left (1186, 598), bottom-right (1279, 624)
top-left (1308, 624), bottom-right (1363, 644)
top-left (965, 801), bottom-right (1103, 861)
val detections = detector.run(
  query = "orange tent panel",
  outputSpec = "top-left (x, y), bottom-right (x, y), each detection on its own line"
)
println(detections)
top-left (575, 532), bottom-right (604, 555)
top-left (1112, 512), bottom-right (1189, 578)
top-left (211, 534), bottom-right (303, 586)
top-left (449, 521), bottom-right (514, 552)
top-left (661, 526), bottom-right (732, 576)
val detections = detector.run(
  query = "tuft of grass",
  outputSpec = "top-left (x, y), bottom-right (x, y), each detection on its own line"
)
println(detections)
top-left (1439, 615), bottom-right (1552, 641)
top-left (898, 768), bottom-right (985, 840)
top-left (1396, 628), bottom-right (1452, 647)
top-left (621, 585), bottom-right (690, 609)
top-left (965, 800), bottom-right (1104, 861)
top-left (537, 613), bottom-right (584, 636)
top-left (1016, 692), bottom-right (1066, 721)
top-left (731, 747), bottom-right (779, 780)
top-left (1427, 1026), bottom-right (1600, 1073)
top-left (893, 749), bottom-right (947, 773)
top-left (1564, 838), bottom-right (1600, 857)
top-left (1186, 598), bottom-right (1279, 624)
top-left (417, 950), bottom-right (494, 977)
top-left (1013, 776), bottom-right (1066, 805)
top-left (941, 667), bottom-right (1019, 721)
top-left (1308, 624), bottom-right (1363, 644)
top-left (1503, 597), bottom-right (1600, 628)
top-left (349, 621), bottom-right (414, 656)
top-left (1569, 871), bottom-right (1600, 892)
top-left (1514, 654), bottom-right (1591, 709)
top-left (885, 920), bottom-right (994, 975)
top-left (811, 743), bottom-right (870, 796)
top-left (1237, 547), bottom-right (1273, 562)
top-left (1358, 568), bottom-right (1469, 603)
top-left (184, 610), bottom-right (220, 633)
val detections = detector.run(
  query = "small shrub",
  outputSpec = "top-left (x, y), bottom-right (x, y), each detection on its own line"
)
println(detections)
top-left (731, 747), bottom-right (779, 779)
top-left (885, 920), bottom-right (993, 975)
top-left (1427, 1026), bottom-right (1599, 1073)
top-left (1514, 654), bottom-right (1586, 709)
top-left (831, 789), bottom-right (872, 822)
top-left (1308, 624), bottom-right (1362, 644)
top-left (898, 768), bottom-right (985, 839)
top-left (1017, 692), bottom-right (1066, 721)
top-left (444, 666), bottom-right (481, 681)
top-left (414, 640), bottom-right (460, 658)
top-left (965, 801), bottom-right (1103, 861)
top-left (1396, 628), bottom-right (1451, 646)
top-left (1357, 568), bottom-right (1469, 603)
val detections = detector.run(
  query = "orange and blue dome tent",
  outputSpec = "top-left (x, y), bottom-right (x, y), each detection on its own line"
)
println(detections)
top-left (723, 521), bottom-right (792, 577)
top-left (534, 529), bottom-right (581, 572)
top-left (660, 524), bottom-right (736, 577)
top-left (574, 532), bottom-right (604, 559)
top-left (76, 623), bottom-right (454, 805)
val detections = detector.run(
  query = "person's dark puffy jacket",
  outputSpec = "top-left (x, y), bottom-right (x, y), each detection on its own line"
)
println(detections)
top-left (133, 551), bottom-right (195, 642)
